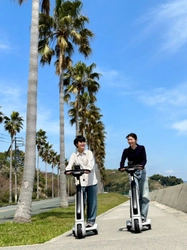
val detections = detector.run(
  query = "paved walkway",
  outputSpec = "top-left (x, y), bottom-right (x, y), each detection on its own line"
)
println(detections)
top-left (1, 201), bottom-right (187, 250)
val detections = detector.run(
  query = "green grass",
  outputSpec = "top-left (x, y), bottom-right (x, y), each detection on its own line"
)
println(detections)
top-left (0, 193), bottom-right (128, 247)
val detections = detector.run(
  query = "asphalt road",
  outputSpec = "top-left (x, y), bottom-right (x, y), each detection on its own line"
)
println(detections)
top-left (0, 197), bottom-right (74, 223)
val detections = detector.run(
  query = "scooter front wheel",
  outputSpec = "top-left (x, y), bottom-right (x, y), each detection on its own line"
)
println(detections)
top-left (77, 224), bottom-right (84, 239)
top-left (134, 219), bottom-right (141, 233)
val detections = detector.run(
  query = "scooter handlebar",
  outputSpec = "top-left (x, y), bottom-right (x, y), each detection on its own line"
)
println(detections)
top-left (118, 164), bottom-right (143, 172)
top-left (64, 168), bottom-right (91, 176)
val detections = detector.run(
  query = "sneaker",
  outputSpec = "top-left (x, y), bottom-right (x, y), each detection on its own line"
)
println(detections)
top-left (142, 218), bottom-right (146, 223)
top-left (86, 222), bottom-right (94, 228)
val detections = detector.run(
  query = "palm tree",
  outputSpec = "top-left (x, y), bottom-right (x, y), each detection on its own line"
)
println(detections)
top-left (36, 129), bottom-right (47, 199)
top-left (64, 61), bottom-right (101, 135)
top-left (48, 150), bottom-right (58, 198)
top-left (87, 118), bottom-right (106, 193)
top-left (38, 0), bottom-right (94, 207)
top-left (13, 0), bottom-right (51, 223)
top-left (4, 111), bottom-right (24, 203)
top-left (41, 142), bottom-right (53, 193)
top-left (67, 93), bottom-right (106, 190)
top-left (0, 106), bottom-right (4, 124)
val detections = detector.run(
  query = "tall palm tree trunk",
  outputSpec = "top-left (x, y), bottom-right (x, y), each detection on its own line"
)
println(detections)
top-left (13, 0), bottom-right (39, 222)
top-left (52, 166), bottom-right (54, 198)
top-left (76, 93), bottom-right (80, 136)
top-left (59, 72), bottom-right (68, 207)
top-left (9, 137), bottom-right (13, 204)
top-left (57, 167), bottom-right (60, 197)
top-left (14, 138), bottom-right (18, 203)
top-left (45, 162), bottom-right (48, 191)
top-left (14, 168), bottom-right (18, 203)
top-left (36, 153), bottom-right (40, 199)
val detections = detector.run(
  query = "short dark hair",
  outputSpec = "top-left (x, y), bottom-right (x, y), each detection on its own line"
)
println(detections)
top-left (74, 135), bottom-right (86, 147)
top-left (126, 133), bottom-right (137, 140)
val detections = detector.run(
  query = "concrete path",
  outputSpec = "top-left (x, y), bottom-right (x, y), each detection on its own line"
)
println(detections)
top-left (1, 201), bottom-right (187, 250)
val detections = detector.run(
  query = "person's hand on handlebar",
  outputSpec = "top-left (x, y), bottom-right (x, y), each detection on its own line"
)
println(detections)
top-left (65, 171), bottom-right (71, 175)
top-left (118, 165), bottom-right (144, 172)
top-left (119, 167), bottom-right (126, 172)
top-left (137, 165), bottom-right (144, 170)
top-left (84, 170), bottom-right (90, 174)
top-left (65, 169), bottom-right (91, 175)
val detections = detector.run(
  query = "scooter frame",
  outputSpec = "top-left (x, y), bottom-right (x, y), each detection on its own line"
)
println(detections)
top-left (120, 165), bottom-right (151, 233)
top-left (65, 165), bottom-right (98, 239)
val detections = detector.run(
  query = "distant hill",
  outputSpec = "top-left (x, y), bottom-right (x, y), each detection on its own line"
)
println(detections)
top-left (103, 169), bottom-right (184, 194)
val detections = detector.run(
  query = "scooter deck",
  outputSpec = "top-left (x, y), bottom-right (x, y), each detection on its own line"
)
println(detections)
top-left (126, 218), bottom-right (151, 231)
top-left (72, 223), bottom-right (98, 237)
top-left (86, 223), bottom-right (98, 234)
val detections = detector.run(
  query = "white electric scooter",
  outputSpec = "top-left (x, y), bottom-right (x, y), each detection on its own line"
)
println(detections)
top-left (119, 164), bottom-right (151, 233)
top-left (65, 165), bottom-right (98, 239)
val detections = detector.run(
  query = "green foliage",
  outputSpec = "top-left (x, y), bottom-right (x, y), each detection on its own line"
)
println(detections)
top-left (0, 191), bottom-right (9, 204)
top-left (103, 170), bottom-right (184, 194)
top-left (0, 193), bottom-right (127, 247)
top-left (0, 152), bottom-right (9, 170)
top-left (103, 169), bottom-right (130, 194)
top-left (150, 174), bottom-right (183, 186)
top-left (0, 161), bottom-right (60, 202)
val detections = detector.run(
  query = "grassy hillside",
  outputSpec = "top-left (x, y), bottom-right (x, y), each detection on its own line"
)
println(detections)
top-left (103, 169), bottom-right (177, 194)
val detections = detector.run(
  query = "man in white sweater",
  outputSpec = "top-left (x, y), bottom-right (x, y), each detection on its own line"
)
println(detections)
top-left (65, 135), bottom-right (98, 227)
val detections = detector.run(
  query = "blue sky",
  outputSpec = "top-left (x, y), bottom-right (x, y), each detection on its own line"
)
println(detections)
top-left (1, 0), bottom-right (187, 180)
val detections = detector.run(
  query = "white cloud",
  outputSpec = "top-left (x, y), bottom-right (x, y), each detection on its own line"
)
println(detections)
top-left (0, 29), bottom-right (11, 52)
top-left (37, 110), bottom-right (75, 136)
top-left (99, 68), bottom-right (131, 88)
top-left (171, 120), bottom-right (187, 133)
top-left (0, 42), bottom-right (10, 51)
top-left (164, 170), bottom-right (174, 174)
top-left (0, 82), bottom-right (26, 117)
top-left (142, 0), bottom-right (187, 53)
top-left (122, 82), bottom-right (187, 134)
top-left (137, 82), bottom-right (187, 108)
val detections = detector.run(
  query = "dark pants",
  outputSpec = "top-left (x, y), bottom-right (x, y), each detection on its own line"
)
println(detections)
top-left (82, 184), bottom-right (98, 224)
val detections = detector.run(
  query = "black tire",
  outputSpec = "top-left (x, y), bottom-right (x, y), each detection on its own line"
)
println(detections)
top-left (127, 225), bottom-right (131, 231)
top-left (148, 224), bottom-right (152, 230)
top-left (77, 224), bottom-right (83, 239)
top-left (93, 229), bottom-right (98, 235)
top-left (134, 219), bottom-right (141, 233)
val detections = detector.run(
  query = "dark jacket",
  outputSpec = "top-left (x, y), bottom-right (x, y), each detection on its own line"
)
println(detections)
top-left (120, 144), bottom-right (147, 168)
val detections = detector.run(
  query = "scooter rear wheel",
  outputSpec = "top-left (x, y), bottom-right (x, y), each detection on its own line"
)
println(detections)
top-left (92, 229), bottom-right (98, 235)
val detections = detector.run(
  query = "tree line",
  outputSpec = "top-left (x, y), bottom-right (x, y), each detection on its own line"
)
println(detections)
top-left (103, 170), bottom-right (184, 195)
top-left (0, 149), bottom-right (68, 203)
top-left (149, 174), bottom-right (183, 187)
